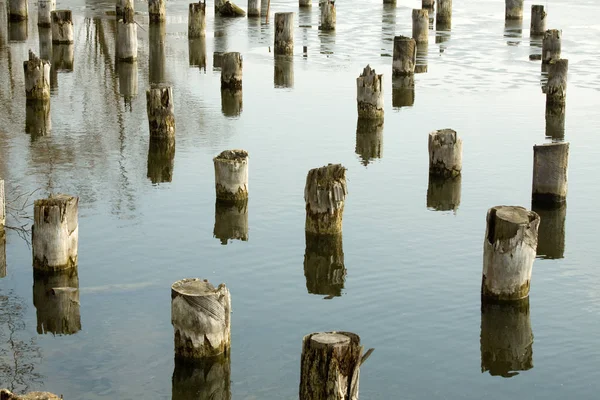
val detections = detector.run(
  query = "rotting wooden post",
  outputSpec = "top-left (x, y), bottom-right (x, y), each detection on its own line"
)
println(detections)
top-left (189, 2), bottom-right (206, 38)
top-left (213, 150), bottom-right (249, 202)
top-left (171, 278), bottom-right (231, 360)
top-left (32, 194), bottom-right (79, 272)
top-left (38, 0), bottom-right (56, 27)
top-left (532, 202), bottom-right (566, 259)
top-left (0, 180), bottom-right (4, 227)
top-left (482, 206), bottom-right (540, 302)
top-left (26, 100), bottom-right (52, 137)
top-left (530, 5), bottom-right (546, 36)
top-left (427, 175), bottom-right (461, 211)
top-left (172, 354), bottom-right (231, 399)
top-left (393, 36), bottom-right (417, 76)
top-left (355, 118), bottom-right (383, 166)
top-left (274, 56), bottom-right (294, 88)
top-left (8, 0), bottom-right (28, 21)
top-left (532, 142), bottom-right (569, 206)
top-left (149, 23), bottom-right (166, 84)
top-left (116, 6), bottom-right (137, 62)
top-left (274, 12), bottom-right (294, 55)
top-left (428, 129), bottom-right (462, 178)
top-left (146, 85), bottom-right (175, 139)
top-left (214, 200), bottom-right (248, 244)
top-left (116, 0), bottom-right (132, 19)
top-left (422, 0), bottom-right (434, 9)
top-left (505, 0), bottom-right (523, 20)
top-left (480, 299), bottom-right (533, 378)
top-left (304, 164), bottom-right (347, 235)
top-left (299, 332), bottom-right (364, 400)
top-left (0, 390), bottom-right (62, 400)
top-left (436, 0), bottom-right (451, 27)
top-left (23, 51), bottom-right (51, 101)
top-left (392, 76), bottom-right (415, 108)
top-left (149, 0), bottom-right (166, 23)
top-left (319, 0), bottom-right (335, 31)
top-left (546, 59), bottom-right (568, 108)
top-left (304, 233), bottom-right (346, 298)
top-left (51, 10), bottom-right (73, 44)
top-left (147, 137), bottom-right (175, 184)
top-left (221, 52), bottom-right (243, 90)
top-left (299, 0), bottom-right (311, 7)
top-left (356, 65), bottom-right (384, 120)
top-left (412, 9), bottom-right (429, 44)
top-left (33, 268), bottom-right (80, 335)
top-left (247, 0), bottom-right (260, 17)
top-left (542, 29), bottom-right (561, 65)
top-left (189, 38), bottom-right (207, 70)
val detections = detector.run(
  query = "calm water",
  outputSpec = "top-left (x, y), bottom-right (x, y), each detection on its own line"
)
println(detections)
top-left (1, 0), bottom-right (600, 398)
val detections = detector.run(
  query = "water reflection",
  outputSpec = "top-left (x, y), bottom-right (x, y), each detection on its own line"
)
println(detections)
top-left (304, 233), bottom-right (346, 299)
top-left (381, 4), bottom-right (396, 57)
top-left (214, 17), bottom-right (232, 53)
top-left (274, 56), bottom-right (294, 88)
top-left (25, 100), bottom-right (51, 139)
top-left (435, 25), bottom-right (450, 53)
top-left (319, 30), bottom-right (335, 55)
top-left (0, 228), bottom-right (5, 278)
top-left (149, 23), bottom-right (166, 84)
top-left (213, 52), bottom-right (224, 70)
top-left (529, 35), bottom-right (542, 61)
top-left (426, 175), bottom-right (461, 212)
top-left (52, 44), bottom-right (74, 72)
top-left (532, 203), bottom-right (567, 259)
top-left (545, 106), bottom-right (565, 141)
top-left (355, 118), bottom-right (383, 166)
top-left (189, 38), bottom-right (207, 71)
top-left (116, 61), bottom-right (138, 104)
top-left (213, 200), bottom-right (248, 245)
top-left (33, 269), bottom-right (81, 335)
top-left (221, 88), bottom-right (242, 117)
top-left (392, 76), bottom-right (415, 109)
top-left (8, 21), bottom-right (27, 42)
top-left (172, 355), bottom-right (231, 400)
top-left (39, 27), bottom-right (52, 60)
top-left (415, 42), bottom-right (428, 74)
top-left (504, 20), bottom-right (522, 46)
top-left (147, 138), bottom-right (175, 184)
top-left (480, 299), bottom-right (533, 378)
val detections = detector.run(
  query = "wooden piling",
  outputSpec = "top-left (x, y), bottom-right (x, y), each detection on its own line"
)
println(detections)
top-left (542, 29), bottom-right (561, 65)
top-left (147, 137), bottom-right (175, 184)
top-left (26, 100), bottom-right (51, 137)
top-left (0, 180), bottom-right (4, 227)
top-left (33, 268), bottom-right (80, 335)
top-left (116, 0), bottom-right (133, 19)
top-left (422, 0), bottom-right (434, 9)
top-left (427, 175), bottom-right (461, 211)
top-left (189, 2), bottom-right (206, 38)
top-left (8, 0), bottom-right (28, 21)
top-left (221, 52), bottom-right (243, 90)
top-left (116, 6), bottom-right (137, 62)
top-left (171, 278), bottom-right (231, 359)
top-left (214, 200), bottom-right (248, 244)
top-left (146, 85), bottom-right (175, 139)
top-left (23, 51), bottom-right (50, 101)
top-left (299, 332), bottom-right (364, 400)
top-left (482, 206), bottom-right (540, 302)
top-left (274, 12), bottom-right (294, 55)
top-left (428, 129), bottom-right (462, 178)
top-left (505, 0), bottom-right (523, 20)
top-left (216, 1), bottom-right (246, 17)
top-left (532, 142), bottom-right (569, 206)
top-left (320, 0), bottom-right (335, 31)
top-left (213, 150), bottom-right (249, 202)
top-left (304, 233), bottom-right (346, 298)
top-left (299, 0), bottom-right (311, 7)
top-left (356, 65), bottom-right (384, 120)
top-left (247, 0), bottom-right (260, 17)
top-left (393, 36), bottom-right (417, 76)
top-left (38, 0), bottom-right (56, 27)
top-left (355, 118), bottom-right (383, 166)
top-left (436, 0), bottom-right (451, 27)
top-left (412, 9), bottom-right (429, 44)
top-left (172, 355), bottom-right (231, 399)
top-left (546, 58), bottom-right (568, 107)
top-left (149, 23), bottom-right (166, 84)
top-left (148, 0), bottom-right (166, 23)
top-left (51, 10), bottom-right (73, 44)
top-left (32, 194), bottom-right (79, 271)
top-left (304, 164), bottom-right (347, 235)
top-left (530, 5), bottom-right (546, 36)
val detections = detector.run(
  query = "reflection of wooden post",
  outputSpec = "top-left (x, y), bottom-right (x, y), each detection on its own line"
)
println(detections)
top-left (305, 164), bottom-right (347, 235)
top-left (148, 0), bottom-right (166, 23)
top-left (51, 43), bottom-right (74, 72)
top-left (214, 200), bottom-right (248, 244)
top-left (412, 9), bottom-right (428, 43)
top-left (38, 0), bottom-right (56, 27)
top-left (392, 76), bottom-right (415, 108)
top-left (172, 355), bottom-right (231, 400)
top-left (189, 38), bottom-right (207, 70)
top-left (274, 56), bottom-right (294, 88)
top-left (8, 21), bottom-right (28, 42)
top-left (117, 61), bottom-right (138, 99)
top-left (393, 36), bottom-right (417, 76)
top-left (300, 332), bottom-right (363, 400)
top-left (427, 176), bottom-right (461, 211)
top-left (299, 0), bottom-right (311, 7)
top-left (8, 0), bottom-right (28, 21)
top-left (221, 52), bottom-right (243, 90)
top-left (25, 100), bottom-right (52, 138)
top-left (320, 0), bottom-right (335, 31)
top-left (428, 129), bottom-right (462, 178)
top-left (247, 0), bottom-right (260, 17)
top-left (532, 202), bottom-right (566, 259)
top-left (32, 194), bottom-right (79, 272)
top-left (149, 23), bottom-right (166, 84)
top-left (355, 118), bottom-right (383, 166)
top-left (171, 278), bottom-right (231, 359)
top-left (147, 138), bottom-right (175, 184)
top-left (221, 89), bottom-right (243, 117)
top-left (530, 5), bottom-right (546, 36)
top-left (213, 150), bottom-right (249, 202)
top-left (422, 0), bottom-right (434, 8)
top-left (356, 65), bottom-right (384, 120)
top-left (481, 299), bottom-right (533, 378)
top-left (116, 6), bottom-right (138, 62)
top-left (304, 233), bottom-right (345, 298)
top-left (505, 0), bottom-right (523, 20)
top-left (532, 142), bottom-right (569, 206)
top-left (546, 59), bottom-right (568, 108)
top-left (482, 206), bottom-right (540, 302)
top-left (51, 10), bottom-right (74, 43)
top-left (146, 86), bottom-right (175, 139)
top-left (274, 13), bottom-right (294, 55)
top-left (189, 2), bottom-right (206, 38)
top-left (33, 268), bottom-right (80, 335)
top-left (542, 29), bottom-right (561, 65)
top-left (545, 106), bottom-right (565, 140)
top-left (23, 51), bottom-right (50, 101)
top-left (436, 0), bottom-right (451, 27)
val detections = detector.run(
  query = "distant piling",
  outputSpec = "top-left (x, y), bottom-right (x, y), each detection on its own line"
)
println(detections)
top-left (146, 86), bottom-right (175, 139)
top-left (148, 0), bottom-right (166, 23)
top-left (542, 29), bottom-right (561, 64)
top-left (221, 52), bottom-right (243, 90)
top-left (38, 0), bottom-right (56, 27)
top-left (247, 0), bottom-right (260, 17)
top-left (213, 150), bottom-right (249, 202)
top-left (274, 13), bottom-right (294, 55)
top-left (189, 2), bottom-right (206, 38)
top-left (116, 5), bottom-right (138, 62)
top-left (505, 0), bottom-right (523, 20)
top-left (530, 5), bottom-right (546, 36)
top-left (356, 65), bottom-right (384, 120)
top-left (304, 164), bottom-right (347, 235)
top-left (428, 129), bottom-right (462, 178)
top-left (23, 51), bottom-right (51, 101)
top-left (32, 195), bottom-right (79, 271)
top-left (546, 59), bottom-right (568, 108)
top-left (436, 0), bottom-right (452, 27)
top-left (412, 9), bottom-right (429, 44)
top-left (51, 10), bottom-right (74, 43)
top-left (171, 278), bottom-right (231, 359)
top-left (393, 36), bottom-right (417, 76)
top-left (320, 0), bottom-right (335, 31)
top-left (33, 268), bottom-right (81, 335)
top-left (482, 206), bottom-right (540, 302)
top-left (532, 142), bottom-right (569, 206)
top-left (8, 0), bottom-right (28, 21)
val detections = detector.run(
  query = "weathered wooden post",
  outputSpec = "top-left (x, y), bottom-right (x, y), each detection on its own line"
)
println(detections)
top-left (33, 268), bottom-right (80, 335)
top-left (8, 0), bottom-right (28, 21)
top-left (214, 200), bottom-right (248, 244)
top-left (221, 52), bottom-right (242, 90)
top-left (117, 61), bottom-right (138, 100)
top-left (26, 99), bottom-right (51, 138)
top-left (422, 0), bottom-right (434, 9)
top-left (189, 38), bottom-right (207, 71)
top-left (393, 36), bottom-right (417, 76)
top-left (530, 5), bottom-right (546, 36)
top-left (213, 150), bottom-right (248, 202)
top-left (412, 9), bottom-right (428, 43)
top-left (299, 0), bottom-right (311, 7)
top-left (148, 0), bottom-right (166, 23)
top-left (216, 0), bottom-right (246, 17)
top-left (38, 0), bottom-right (56, 27)
top-left (320, 0), bottom-right (335, 31)
top-left (427, 175), bottom-right (461, 211)
top-left (546, 59), bottom-right (568, 108)
top-left (300, 332), bottom-right (364, 399)
top-left (274, 12), bottom-right (294, 55)
top-left (542, 29), bottom-right (561, 65)
top-left (23, 51), bottom-right (51, 101)
top-left (0, 227), bottom-right (5, 278)
top-left (116, 6), bottom-right (137, 62)
top-left (532, 202), bottom-right (566, 259)
top-left (505, 0), bottom-right (523, 20)
top-left (188, 2), bottom-right (206, 38)
top-left (32, 195), bottom-right (79, 271)
top-left (304, 233), bottom-right (346, 298)
top-left (149, 23), bottom-right (166, 84)
top-left (428, 129), bottom-right (462, 178)
top-left (0, 390), bottom-right (62, 399)
top-left (221, 89), bottom-right (243, 117)
top-left (171, 278), bottom-right (231, 359)
top-left (356, 65), bottom-right (384, 120)
top-left (247, 0), bottom-right (260, 17)
top-left (305, 164), bottom-right (347, 235)
top-left (274, 56), bottom-right (294, 88)
top-left (436, 0), bottom-right (451, 28)
top-left (116, 0), bottom-right (133, 19)
top-left (355, 118), bottom-right (383, 166)
top-left (51, 10), bottom-right (74, 43)
top-left (172, 354), bottom-right (231, 400)
top-left (146, 85), bottom-right (175, 139)
top-left (532, 142), bottom-right (569, 207)
top-left (481, 299), bottom-right (533, 377)
top-left (482, 206), bottom-right (540, 302)
top-left (0, 180), bottom-right (4, 227)
top-left (392, 76), bottom-right (415, 108)
top-left (147, 134), bottom-right (175, 184)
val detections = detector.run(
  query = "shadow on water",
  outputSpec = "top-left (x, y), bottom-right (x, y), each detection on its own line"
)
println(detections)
top-left (189, 38), bottom-right (207, 72)
top-left (213, 200), bottom-right (248, 245)
top-left (532, 202), bottom-right (567, 260)
top-left (33, 268), bottom-right (81, 336)
top-left (149, 23), bottom-right (167, 85)
top-left (355, 118), bottom-right (383, 166)
top-left (481, 298), bottom-right (533, 378)
top-left (426, 175), bottom-right (461, 212)
top-left (304, 233), bottom-right (346, 299)
top-left (392, 76), bottom-right (415, 109)
top-left (274, 55), bottom-right (294, 89)
top-left (172, 355), bottom-right (231, 400)
top-left (147, 138), bottom-right (175, 184)
top-left (25, 100), bottom-right (51, 139)
top-left (504, 20), bottom-right (522, 46)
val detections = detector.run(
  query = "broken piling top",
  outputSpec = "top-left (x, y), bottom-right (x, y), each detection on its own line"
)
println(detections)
top-left (0, 389), bottom-right (63, 400)
top-left (23, 50), bottom-right (51, 101)
top-left (171, 278), bottom-right (231, 359)
top-left (146, 85), bottom-right (175, 139)
top-left (217, 1), bottom-right (246, 17)
top-left (532, 142), bottom-right (569, 205)
top-left (356, 65), bottom-right (384, 120)
top-left (221, 52), bottom-right (243, 90)
top-left (304, 164), bottom-right (347, 235)
top-left (428, 129), bottom-right (462, 178)
top-left (213, 150), bottom-right (249, 202)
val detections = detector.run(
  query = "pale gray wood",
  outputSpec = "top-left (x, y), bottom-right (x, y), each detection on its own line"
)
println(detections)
top-left (275, 13), bottom-right (294, 55)
top-left (213, 150), bottom-right (249, 201)
top-left (392, 36), bottom-right (416, 76)
top-left (546, 58), bottom-right (568, 107)
top-left (304, 164), bottom-right (347, 235)
top-left (116, 7), bottom-right (138, 62)
top-left (542, 29), bottom-right (561, 64)
top-left (412, 9), bottom-right (429, 43)
top-left (38, 0), bottom-right (55, 27)
top-left (356, 65), bottom-right (384, 119)
top-left (51, 10), bottom-right (74, 44)
top-left (532, 142), bottom-right (569, 204)
top-left (530, 5), bottom-right (546, 36)
top-left (428, 129), bottom-right (462, 178)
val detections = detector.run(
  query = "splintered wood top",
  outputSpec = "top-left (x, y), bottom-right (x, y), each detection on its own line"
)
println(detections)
top-left (495, 206), bottom-right (531, 225)
top-left (172, 278), bottom-right (216, 296)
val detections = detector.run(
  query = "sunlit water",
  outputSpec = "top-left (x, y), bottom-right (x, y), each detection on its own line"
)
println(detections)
top-left (0, 0), bottom-right (599, 398)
